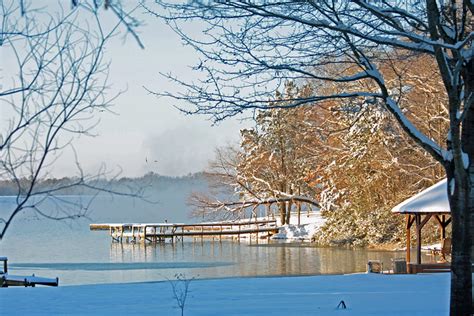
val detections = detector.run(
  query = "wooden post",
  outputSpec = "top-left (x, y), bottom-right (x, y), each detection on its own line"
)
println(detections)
top-left (297, 187), bottom-right (301, 226)
top-left (441, 215), bottom-right (446, 239)
top-left (416, 214), bottom-right (422, 264)
top-left (286, 200), bottom-right (292, 225)
top-left (297, 201), bottom-right (301, 226)
top-left (256, 219), bottom-right (259, 242)
top-left (406, 214), bottom-right (411, 264)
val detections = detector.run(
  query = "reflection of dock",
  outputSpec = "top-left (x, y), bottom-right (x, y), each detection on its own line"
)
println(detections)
top-left (90, 220), bottom-right (279, 243)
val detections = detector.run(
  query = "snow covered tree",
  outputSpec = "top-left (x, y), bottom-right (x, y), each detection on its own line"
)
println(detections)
top-left (238, 82), bottom-right (318, 224)
top-left (149, 1), bottom-right (474, 313)
top-left (312, 53), bottom-right (449, 246)
top-left (189, 84), bottom-right (321, 223)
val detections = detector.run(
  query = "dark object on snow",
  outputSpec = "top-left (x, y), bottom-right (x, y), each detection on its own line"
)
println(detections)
top-left (392, 258), bottom-right (407, 274)
top-left (367, 260), bottom-right (383, 273)
top-left (337, 300), bottom-right (347, 309)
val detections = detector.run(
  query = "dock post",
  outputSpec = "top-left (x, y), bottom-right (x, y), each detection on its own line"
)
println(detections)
top-left (255, 224), bottom-right (259, 244)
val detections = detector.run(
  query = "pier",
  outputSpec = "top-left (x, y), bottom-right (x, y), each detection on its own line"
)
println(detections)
top-left (0, 257), bottom-right (59, 288)
top-left (90, 219), bottom-right (279, 243)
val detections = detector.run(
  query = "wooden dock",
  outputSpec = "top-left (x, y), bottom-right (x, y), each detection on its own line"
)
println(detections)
top-left (90, 219), bottom-right (279, 243)
top-left (0, 257), bottom-right (59, 287)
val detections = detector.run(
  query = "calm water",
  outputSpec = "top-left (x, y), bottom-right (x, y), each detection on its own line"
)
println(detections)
top-left (0, 195), bottom-right (416, 286)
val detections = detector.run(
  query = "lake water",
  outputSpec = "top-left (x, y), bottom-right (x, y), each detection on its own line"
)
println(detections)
top-left (0, 194), bottom-right (416, 286)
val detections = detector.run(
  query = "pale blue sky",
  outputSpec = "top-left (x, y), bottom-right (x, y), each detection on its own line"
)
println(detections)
top-left (25, 4), bottom-right (248, 177)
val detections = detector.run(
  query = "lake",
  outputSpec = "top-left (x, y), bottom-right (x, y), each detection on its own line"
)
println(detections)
top-left (0, 194), bottom-right (415, 286)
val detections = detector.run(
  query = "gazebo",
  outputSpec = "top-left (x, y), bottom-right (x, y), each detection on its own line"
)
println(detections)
top-left (392, 179), bottom-right (451, 273)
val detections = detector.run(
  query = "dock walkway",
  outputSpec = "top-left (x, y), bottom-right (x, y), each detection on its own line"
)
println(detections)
top-left (90, 219), bottom-right (279, 243)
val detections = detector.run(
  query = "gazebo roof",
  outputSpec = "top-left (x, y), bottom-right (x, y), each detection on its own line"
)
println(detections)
top-left (392, 179), bottom-right (450, 214)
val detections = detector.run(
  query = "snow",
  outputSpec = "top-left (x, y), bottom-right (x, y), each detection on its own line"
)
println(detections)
top-left (0, 273), bottom-right (450, 315)
top-left (3, 273), bottom-right (57, 284)
top-left (271, 211), bottom-right (325, 241)
top-left (441, 25), bottom-right (455, 39)
top-left (442, 149), bottom-right (453, 162)
top-left (392, 179), bottom-right (450, 214)
top-left (462, 151), bottom-right (469, 169)
top-left (385, 98), bottom-right (446, 161)
top-left (422, 243), bottom-right (442, 252)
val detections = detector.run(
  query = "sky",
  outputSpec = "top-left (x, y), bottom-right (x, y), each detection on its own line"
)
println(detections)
top-left (71, 6), bottom-right (250, 178)
top-left (1, 3), bottom-right (250, 178)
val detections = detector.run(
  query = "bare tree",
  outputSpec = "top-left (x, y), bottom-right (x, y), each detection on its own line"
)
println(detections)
top-left (147, 1), bottom-right (474, 314)
top-left (168, 273), bottom-right (194, 316)
top-left (0, 1), bottom-right (143, 240)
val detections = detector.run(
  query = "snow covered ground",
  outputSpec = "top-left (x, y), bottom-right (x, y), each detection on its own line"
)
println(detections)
top-left (1, 273), bottom-right (449, 315)
top-left (271, 211), bottom-right (325, 241)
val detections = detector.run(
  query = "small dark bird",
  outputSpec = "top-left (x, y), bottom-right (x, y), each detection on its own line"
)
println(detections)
top-left (337, 300), bottom-right (347, 309)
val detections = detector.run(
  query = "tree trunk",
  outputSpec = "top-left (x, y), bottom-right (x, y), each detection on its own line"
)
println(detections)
top-left (279, 181), bottom-right (287, 225)
top-left (286, 186), bottom-right (295, 225)
top-left (450, 59), bottom-right (474, 316)
top-left (466, 60), bottom-right (474, 312)
top-left (279, 201), bottom-right (286, 225)
top-left (286, 200), bottom-right (292, 225)
top-left (448, 171), bottom-right (472, 316)
top-left (470, 166), bottom-right (474, 311)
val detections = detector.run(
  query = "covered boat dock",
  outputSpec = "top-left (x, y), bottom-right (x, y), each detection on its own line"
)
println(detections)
top-left (392, 179), bottom-right (451, 273)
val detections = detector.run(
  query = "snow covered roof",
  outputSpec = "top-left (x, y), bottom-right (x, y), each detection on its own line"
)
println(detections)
top-left (392, 179), bottom-right (450, 214)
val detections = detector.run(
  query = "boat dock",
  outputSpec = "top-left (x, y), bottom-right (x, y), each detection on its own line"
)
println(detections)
top-left (0, 257), bottom-right (59, 288)
top-left (90, 219), bottom-right (279, 243)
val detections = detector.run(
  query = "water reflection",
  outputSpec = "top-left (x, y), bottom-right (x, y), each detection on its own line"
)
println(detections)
top-left (5, 238), bottom-right (434, 286)
top-left (104, 240), bottom-right (418, 282)
top-left (1, 195), bottom-right (436, 286)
